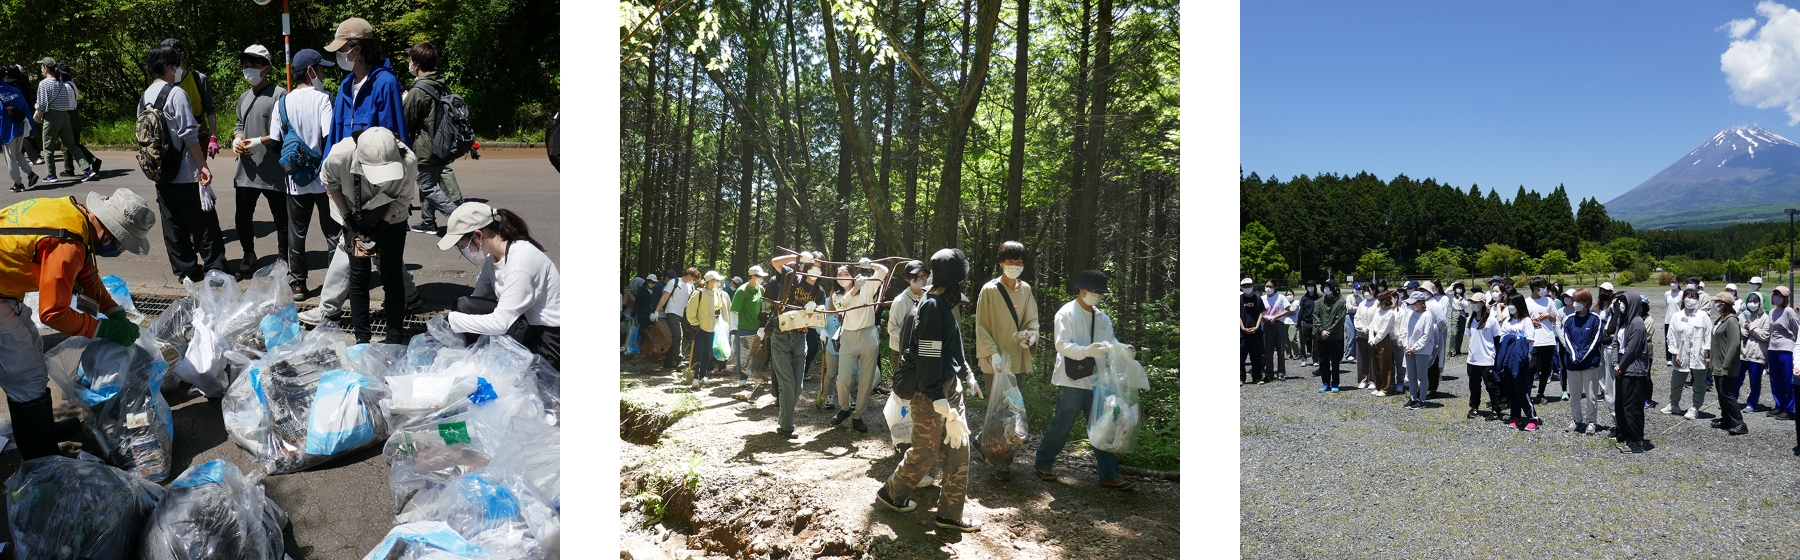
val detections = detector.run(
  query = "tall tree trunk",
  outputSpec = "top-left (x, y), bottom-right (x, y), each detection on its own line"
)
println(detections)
top-left (902, 0), bottom-right (930, 257)
top-left (931, 0), bottom-right (1003, 252)
top-left (1003, 0), bottom-right (1028, 242)
top-left (878, 59), bottom-right (897, 257)
top-left (675, 54), bottom-right (696, 269)
top-left (733, 0), bottom-right (767, 271)
top-left (1071, 0), bottom-right (1113, 278)
top-left (834, 135), bottom-right (852, 260)
top-left (636, 49), bottom-right (660, 276)
top-left (819, 0), bottom-right (909, 258)
top-left (1150, 174), bottom-right (1169, 300)
top-left (1065, 0), bottom-right (1092, 290)
top-left (773, 0), bottom-right (795, 251)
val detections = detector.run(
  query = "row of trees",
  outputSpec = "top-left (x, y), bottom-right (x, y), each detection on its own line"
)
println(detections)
top-left (1242, 171), bottom-right (1800, 286)
top-left (0, 0), bottom-right (559, 140)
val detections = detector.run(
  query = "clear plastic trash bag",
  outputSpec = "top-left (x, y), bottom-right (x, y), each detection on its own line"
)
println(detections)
top-left (223, 321), bottom-right (392, 474)
top-left (978, 353), bottom-right (1029, 465)
top-left (885, 392), bottom-right (913, 447)
top-left (395, 468), bottom-right (559, 560)
top-left (488, 417), bottom-right (560, 513)
top-left (712, 315), bottom-right (732, 361)
top-left (44, 336), bottom-right (175, 482)
top-left (5, 452), bottom-right (166, 560)
top-left (384, 336), bottom-right (551, 512)
top-left (1087, 344), bottom-right (1148, 454)
top-left (360, 522), bottom-right (486, 560)
top-left (140, 459), bottom-right (287, 560)
top-left (101, 275), bottom-right (147, 322)
top-left (150, 297), bottom-right (231, 397)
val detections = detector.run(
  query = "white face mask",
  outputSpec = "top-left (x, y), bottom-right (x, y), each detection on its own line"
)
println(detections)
top-left (243, 67), bottom-right (262, 86)
top-left (1455, 289), bottom-right (1463, 295)
top-left (910, 277), bottom-right (926, 290)
top-left (337, 51), bottom-right (355, 73)
top-left (1264, 287), bottom-right (1274, 296)
top-left (1504, 305), bottom-right (1516, 317)
top-left (1244, 287), bottom-right (1256, 295)
top-left (1716, 302), bottom-right (1727, 313)
top-left (838, 279), bottom-right (852, 288)
top-left (310, 70), bottom-right (324, 90)
top-left (1685, 299), bottom-right (1698, 311)
top-left (1002, 265), bottom-right (1023, 280)
top-left (172, 66), bottom-right (186, 83)
top-left (1752, 284), bottom-right (1762, 291)
top-left (1535, 288), bottom-right (1546, 298)
top-left (1571, 302), bottom-right (1585, 312)
top-left (1322, 287), bottom-right (1334, 295)
top-left (1083, 293), bottom-right (1102, 307)
top-left (458, 234), bottom-right (484, 264)
top-left (807, 267), bottom-right (822, 277)
top-left (1751, 302), bottom-right (1762, 312)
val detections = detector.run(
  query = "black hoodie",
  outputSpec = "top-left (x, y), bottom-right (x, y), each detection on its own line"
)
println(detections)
top-left (1613, 290), bottom-right (1651, 377)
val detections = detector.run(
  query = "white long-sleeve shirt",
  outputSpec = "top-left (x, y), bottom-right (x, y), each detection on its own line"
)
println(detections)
top-left (447, 242), bottom-right (561, 334)
top-left (1355, 300), bottom-right (1379, 339)
top-left (1367, 306), bottom-right (1400, 346)
top-left (1664, 288), bottom-right (1683, 328)
top-left (1404, 308), bottom-right (1437, 355)
top-left (835, 268), bottom-right (888, 331)
top-left (1524, 294), bottom-right (1562, 347)
top-left (1051, 300), bottom-right (1116, 390)
top-left (887, 287), bottom-right (922, 352)
top-left (1667, 309), bottom-right (1711, 372)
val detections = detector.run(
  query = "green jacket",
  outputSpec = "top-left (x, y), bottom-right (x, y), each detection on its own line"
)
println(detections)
top-left (730, 285), bottom-right (763, 331)
top-left (1312, 294), bottom-right (1348, 342)
top-left (1710, 313), bottom-right (1742, 377)
top-left (402, 71), bottom-right (446, 165)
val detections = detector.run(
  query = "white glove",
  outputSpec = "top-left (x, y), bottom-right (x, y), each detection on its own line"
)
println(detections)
top-left (805, 301), bottom-right (818, 313)
top-left (245, 137), bottom-right (267, 157)
top-left (935, 399), bottom-right (969, 449)
top-left (858, 257), bottom-right (871, 268)
top-left (651, 312), bottom-right (662, 322)
top-left (198, 184), bottom-right (216, 212)
top-left (1018, 337), bottom-right (1031, 349)
top-left (1087, 341), bottom-right (1113, 357)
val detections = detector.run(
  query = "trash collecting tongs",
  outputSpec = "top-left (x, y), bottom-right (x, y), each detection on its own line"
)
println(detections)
top-left (770, 246), bottom-right (910, 314)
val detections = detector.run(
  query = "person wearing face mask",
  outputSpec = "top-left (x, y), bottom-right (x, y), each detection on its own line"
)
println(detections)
top-left (400, 41), bottom-right (463, 235)
top-left (1448, 282), bottom-right (1468, 357)
top-left (1343, 277), bottom-right (1358, 364)
top-left (1031, 269), bottom-right (1133, 492)
top-left (1423, 281), bottom-right (1450, 395)
top-left (1353, 284), bottom-right (1379, 389)
top-left (1261, 280), bottom-right (1292, 381)
top-left (32, 57), bottom-right (95, 183)
top-left (1297, 282), bottom-right (1319, 368)
top-left (973, 240), bottom-right (1038, 418)
top-left (155, 40), bottom-right (220, 160)
top-left (1560, 289), bottom-right (1605, 434)
top-left (1283, 288), bottom-right (1303, 369)
top-left (654, 268), bottom-right (698, 369)
top-left (731, 266), bottom-right (769, 383)
top-left (1311, 280), bottom-right (1347, 391)
top-left (890, 260), bottom-right (930, 368)
top-left (1706, 293), bottom-right (1747, 435)
top-left (1523, 278), bottom-right (1563, 405)
top-left (1739, 292), bottom-right (1771, 414)
top-left (320, 126), bottom-right (417, 344)
top-left (1613, 292), bottom-right (1654, 452)
top-left (0, 65), bottom-right (37, 193)
top-left (1744, 277), bottom-right (1766, 325)
top-left (1463, 292), bottom-right (1507, 419)
top-left (1665, 289), bottom-right (1711, 419)
top-left (1766, 285), bottom-right (1798, 423)
top-left (1596, 283), bottom-right (1617, 408)
top-left (261, 49), bottom-right (339, 298)
top-left (1400, 291), bottom-right (1437, 409)
top-left (1496, 293), bottom-right (1540, 430)
top-left (139, 43), bottom-right (225, 283)
top-left (1240, 278), bottom-right (1267, 385)
top-left (434, 203), bottom-right (560, 369)
top-left (1366, 291), bottom-right (1401, 397)
top-left (0, 188), bottom-right (155, 460)
top-left (323, 18), bottom-right (412, 160)
top-left (1665, 278), bottom-right (1684, 368)
top-left (229, 45), bottom-right (289, 280)
top-left (768, 251), bottom-right (828, 437)
top-left (683, 271), bottom-right (731, 385)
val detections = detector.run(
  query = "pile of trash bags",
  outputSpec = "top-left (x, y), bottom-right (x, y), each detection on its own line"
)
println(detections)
top-left (1088, 344), bottom-right (1150, 454)
top-left (222, 320), bottom-right (393, 474)
top-left (43, 336), bottom-right (176, 482)
top-left (140, 460), bottom-right (287, 560)
top-left (154, 263), bottom-right (301, 398)
top-left (5, 452), bottom-right (166, 559)
top-left (978, 353), bottom-right (1030, 465)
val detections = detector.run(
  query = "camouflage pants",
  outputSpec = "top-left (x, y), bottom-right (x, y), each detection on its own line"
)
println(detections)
top-left (884, 392), bottom-right (969, 521)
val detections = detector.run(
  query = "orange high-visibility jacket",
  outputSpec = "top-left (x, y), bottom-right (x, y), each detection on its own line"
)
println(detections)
top-left (0, 196), bottom-right (119, 337)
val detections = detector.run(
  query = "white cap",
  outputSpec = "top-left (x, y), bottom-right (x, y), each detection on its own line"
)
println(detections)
top-left (647, 274), bottom-right (659, 283)
top-left (354, 127), bottom-right (407, 185)
top-left (240, 44), bottom-right (273, 65)
top-left (1752, 276), bottom-right (1764, 284)
top-left (436, 202), bottom-right (498, 251)
top-left (1406, 290), bottom-right (1430, 303)
top-left (1599, 282), bottom-right (1615, 291)
top-left (704, 270), bottom-right (725, 283)
top-left (747, 265), bottom-right (769, 278)
top-left (798, 252), bottom-right (816, 264)
top-left (1727, 283), bottom-right (1739, 291)
top-left (1241, 278), bottom-right (1254, 286)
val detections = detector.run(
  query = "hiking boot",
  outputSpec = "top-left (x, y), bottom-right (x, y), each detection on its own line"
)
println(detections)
top-left (831, 410), bottom-right (852, 426)
top-left (935, 517), bottom-right (982, 533)
top-left (238, 255), bottom-right (259, 277)
top-left (291, 281), bottom-right (308, 299)
top-left (875, 487), bottom-right (916, 513)
top-left (776, 427), bottom-right (796, 439)
top-left (1099, 478), bottom-right (1138, 491)
top-left (852, 418), bottom-right (868, 432)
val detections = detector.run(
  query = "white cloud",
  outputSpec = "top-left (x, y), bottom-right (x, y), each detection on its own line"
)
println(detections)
top-left (1725, 18), bottom-right (1758, 38)
top-left (1722, 1), bottom-right (1800, 124)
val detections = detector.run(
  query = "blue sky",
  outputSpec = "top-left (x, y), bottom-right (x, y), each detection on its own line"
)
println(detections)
top-left (1242, 1), bottom-right (1800, 205)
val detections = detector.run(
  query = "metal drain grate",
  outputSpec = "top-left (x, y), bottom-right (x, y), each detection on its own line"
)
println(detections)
top-left (130, 294), bottom-right (431, 336)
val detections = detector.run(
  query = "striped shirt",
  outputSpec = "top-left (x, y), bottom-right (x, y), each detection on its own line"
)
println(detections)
top-left (35, 79), bottom-right (72, 111)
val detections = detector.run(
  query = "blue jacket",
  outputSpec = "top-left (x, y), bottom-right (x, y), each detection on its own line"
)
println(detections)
top-left (0, 83), bottom-right (26, 144)
top-left (1561, 312), bottom-right (1604, 371)
top-left (1495, 331), bottom-right (1533, 378)
top-left (326, 60), bottom-right (410, 159)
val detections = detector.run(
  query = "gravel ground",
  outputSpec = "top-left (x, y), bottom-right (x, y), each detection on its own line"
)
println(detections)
top-left (1242, 288), bottom-right (1800, 559)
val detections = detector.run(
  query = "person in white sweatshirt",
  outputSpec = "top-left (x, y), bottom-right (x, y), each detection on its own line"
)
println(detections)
top-left (1354, 286), bottom-right (1380, 389)
top-left (1367, 291), bottom-right (1401, 397)
top-left (1665, 288), bottom-right (1710, 418)
top-left (440, 203), bottom-right (560, 370)
top-left (1402, 290), bottom-right (1437, 409)
top-left (1464, 292), bottom-right (1505, 419)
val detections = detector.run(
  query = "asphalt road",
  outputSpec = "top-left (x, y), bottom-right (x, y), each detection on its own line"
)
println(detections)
top-left (0, 148), bottom-right (558, 559)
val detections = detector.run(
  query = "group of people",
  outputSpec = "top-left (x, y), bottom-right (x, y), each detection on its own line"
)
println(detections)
top-left (0, 57), bottom-right (104, 191)
top-left (1243, 273), bottom-right (1800, 455)
top-left (625, 241), bottom-right (1139, 536)
top-left (0, 17), bottom-right (564, 463)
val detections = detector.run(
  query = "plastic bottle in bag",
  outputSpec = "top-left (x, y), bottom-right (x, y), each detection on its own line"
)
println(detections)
top-left (43, 337), bottom-right (176, 482)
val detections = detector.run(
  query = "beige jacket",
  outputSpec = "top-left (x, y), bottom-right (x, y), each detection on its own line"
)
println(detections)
top-left (974, 277), bottom-right (1040, 374)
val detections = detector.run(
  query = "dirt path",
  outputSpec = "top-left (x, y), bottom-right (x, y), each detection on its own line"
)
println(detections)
top-left (618, 360), bottom-right (1180, 559)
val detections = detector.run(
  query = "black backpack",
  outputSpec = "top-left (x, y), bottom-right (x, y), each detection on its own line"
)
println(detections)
top-left (413, 82), bottom-right (474, 164)
top-left (889, 294), bottom-right (932, 400)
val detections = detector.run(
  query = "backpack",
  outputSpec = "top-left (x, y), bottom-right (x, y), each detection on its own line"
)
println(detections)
top-left (413, 82), bottom-right (474, 164)
top-left (277, 96), bottom-right (323, 187)
top-left (889, 294), bottom-right (933, 400)
top-left (135, 83), bottom-right (183, 183)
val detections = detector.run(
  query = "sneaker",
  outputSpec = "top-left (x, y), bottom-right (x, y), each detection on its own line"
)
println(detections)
top-left (1099, 478), bottom-right (1138, 491)
top-left (41, 173), bottom-right (57, 183)
top-left (1684, 409), bottom-right (1698, 420)
top-left (853, 418), bottom-right (868, 432)
top-left (406, 291), bottom-right (423, 312)
top-left (1551, 374), bottom-right (1561, 382)
top-left (89, 158), bottom-right (101, 175)
top-left (776, 427), bottom-right (797, 439)
top-left (831, 410), bottom-right (852, 426)
top-left (1745, 404), bottom-right (1758, 413)
top-left (935, 516), bottom-right (983, 532)
top-left (409, 223), bottom-right (437, 234)
top-left (1467, 408), bottom-right (1479, 419)
top-left (1566, 422), bottom-right (1578, 432)
top-left (1561, 391), bottom-right (1570, 401)
top-left (26, 173), bottom-right (37, 189)
top-left (1329, 386), bottom-right (1340, 393)
top-left (1586, 423), bottom-right (1600, 435)
top-left (297, 306), bottom-right (339, 327)
top-left (290, 281), bottom-right (307, 299)
top-left (875, 487), bottom-right (916, 513)
top-left (1372, 390), bottom-right (1387, 397)
top-left (1659, 405), bottom-right (1674, 415)
top-left (1524, 420), bottom-right (1539, 431)
top-left (238, 255), bottom-right (259, 276)
top-left (992, 468), bottom-right (1012, 482)
top-left (1034, 466), bottom-right (1056, 481)
top-left (1616, 441), bottom-right (1635, 453)
top-left (8, 183), bottom-right (19, 193)
top-left (1506, 417), bottom-right (1521, 428)
top-left (1318, 385), bottom-right (1329, 393)
top-left (77, 168), bottom-right (95, 182)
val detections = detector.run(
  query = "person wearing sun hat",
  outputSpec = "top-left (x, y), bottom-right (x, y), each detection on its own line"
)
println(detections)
top-left (0, 188), bottom-right (154, 460)
top-left (322, 125), bottom-right (416, 344)
top-left (436, 201), bottom-right (561, 369)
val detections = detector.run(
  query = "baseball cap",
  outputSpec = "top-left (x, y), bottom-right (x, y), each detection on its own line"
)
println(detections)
top-left (36, 57), bottom-right (56, 67)
top-left (325, 18), bottom-right (377, 52)
top-left (1599, 282), bottom-right (1615, 291)
top-left (354, 127), bottom-right (406, 185)
top-left (1752, 276), bottom-right (1764, 284)
top-left (292, 49), bottom-right (334, 73)
top-left (239, 44), bottom-right (273, 65)
top-left (437, 202), bottom-right (499, 251)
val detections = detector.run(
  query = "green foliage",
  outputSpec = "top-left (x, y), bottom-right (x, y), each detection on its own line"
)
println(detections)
top-left (1354, 249), bottom-right (1399, 281)
top-left (1676, 259), bottom-right (1725, 281)
top-left (1538, 249), bottom-right (1572, 275)
top-left (1241, 222), bottom-right (1290, 282)
top-left (1576, 248), bottom-right (1610, 279)
top-left (1725, 259), bottom-right (1756, 282)
top-left (1476, 243), bottom-right (1528, 276)
top-left (1414, 246), bottom-right (1467, 281)
top-left (1617, 269), bottom-right (1639, 285)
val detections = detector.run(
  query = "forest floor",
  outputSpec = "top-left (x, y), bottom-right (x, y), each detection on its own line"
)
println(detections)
top-left (618, 357), bottom-right (1180, 560)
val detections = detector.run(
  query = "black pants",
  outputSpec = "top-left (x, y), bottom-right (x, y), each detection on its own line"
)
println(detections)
top-left (1468, 364), bottom-right (1507, 412)
top-left (1300, 325), bottom-right (1316, 362)
top-left (234, 187), bottom-right (289, 259)
top-left (1615, 375), bottom-right (1651, 442)
top-left (1531, 345), bottom-right (1556, 399)
top-left (284, 192), bottom-right (339, 285)
top-left (1316, 337), bottom-right (1343, 387)
top-left (348, 220), bottom-right (407, 343)
top-left (1242, 331), bottom-right (1266, 383)
top-left (1714, 373), bottom-right (1745, 432)
top-left (155, 181), bottom-right (227, 282)
top-left (1429, 358), bottom-right (1441, 393)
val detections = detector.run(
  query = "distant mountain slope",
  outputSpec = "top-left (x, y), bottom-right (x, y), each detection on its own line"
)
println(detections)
top-left (1606, 127), bottom-right (1800, 229)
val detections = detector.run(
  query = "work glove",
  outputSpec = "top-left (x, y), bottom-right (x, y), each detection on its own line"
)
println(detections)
top-left (651, 312), bottom-right (662, 322)
top-left (94, 317), bottom-right (140, 348)
top-left (857, 257), bottom-right (871, 269)
top-left (245, 137), bottom-right (266, 157)
top-left (105, 306), bottom-right (128, 323)
top-left (1086, 341), bottom-right (1113, 357)
top-left (199, 184), bottom-right (216, 212)
top-left (935, 399), bottom-right (969, 449)
top-left (206, 136), bottom-right (221, 158)
top-left (805, 301), bottom-right (818, 313)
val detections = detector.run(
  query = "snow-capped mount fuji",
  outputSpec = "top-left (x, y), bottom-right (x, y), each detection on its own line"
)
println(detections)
top-left (1605, 126), bottom-right (1800, 229)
